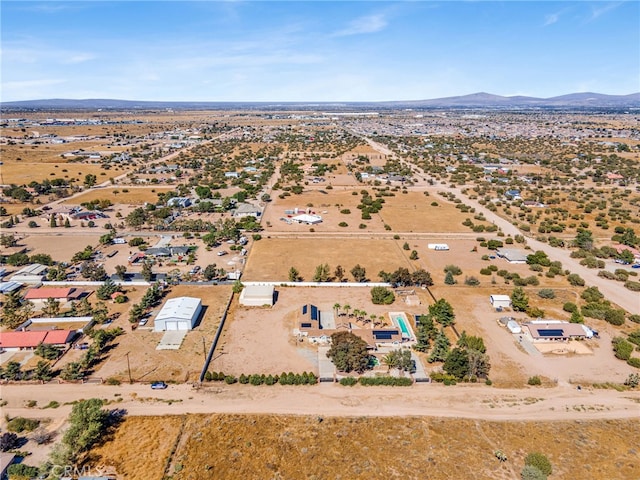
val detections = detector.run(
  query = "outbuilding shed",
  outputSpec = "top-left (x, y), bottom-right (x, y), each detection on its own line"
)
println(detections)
top-left (239, 285), bottom-right (275, 307)
top-left (490, 294), bottom-right (512, 309)
top-left (153, 296), bottom-right (202, 332)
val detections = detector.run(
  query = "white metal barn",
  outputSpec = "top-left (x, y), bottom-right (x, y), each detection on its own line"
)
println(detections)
top-left (153, 297), bottom-right (202, 332)
top-left (239, 285), bottom-right (275, 307)
top-left (489, 294), bottom-right (512, 309)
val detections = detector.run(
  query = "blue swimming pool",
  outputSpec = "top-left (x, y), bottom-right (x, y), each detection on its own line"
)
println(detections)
top-left (395, 316), bottom-right (411, 339)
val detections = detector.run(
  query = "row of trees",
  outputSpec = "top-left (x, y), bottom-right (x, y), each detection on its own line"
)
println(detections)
top-left (289, 263), bottom-right (435, 286)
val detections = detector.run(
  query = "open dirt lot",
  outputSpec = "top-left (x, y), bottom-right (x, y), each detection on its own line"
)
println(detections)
top-left (242, 238), bottom-right (413, 282)
top-left (21, 233), bottom-right (102, 263)
top-left (1, 161), bottom-right (117, 186)
top-left (88, 413), bottom-right (639, 480)
top-left (93, 285), bottom-right (232, 383)
top-left (63, 186), bottom-right (175, 205)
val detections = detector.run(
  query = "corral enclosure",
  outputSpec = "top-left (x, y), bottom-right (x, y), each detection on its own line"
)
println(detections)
top-left (88, 414), bottom-right (640, 480)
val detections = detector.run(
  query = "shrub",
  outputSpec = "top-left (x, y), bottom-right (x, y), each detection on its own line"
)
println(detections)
top-left (371, 286), bottom-right (395, 305)
top-left (521, 465), bottom-right (547, 480)
top-left (338, 222), bottom-right (348, 227)
top-left (563, 302), bottom-right (578, 313)
top-left (0, 432), bottom-right (20, 452)
top-left (567, 273), bottom-right (585, 286)
top-left (527, 307), bottom-right (545, 318)
top-left (630, 314), bottom-right (640, 324)
top-left (358, 376), bottom-right (412, 386)
top-left (537, 289), bottom-right (555, 299)
top-left (464, 276), bottom-right (480, 286)
top-left (612, 337), bottom-right (633, 360)
top-left (7, 416), bottom-right (40, 433)
top-left (224, 375), bottom-right (238, 384)
top-left (105, 377), bottom-right (121, 385)
top-left (339, 377), bottom-right (358, 386)
top-left (625, 280), bottom-right (640, 292)
top-left (524, 452), bottom-right (552, 476)
top-left (444, 265), bottom-right (462, 276)
top-left (627, 358), bottom-right (640, 369)
top-left (527, 376), bottom-right (542, 386)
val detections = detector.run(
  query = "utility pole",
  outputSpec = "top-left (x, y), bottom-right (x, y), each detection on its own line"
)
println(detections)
top-left (202, 337), bottom-right (207, 358)
top-left (125, 352), bottom-right (132, 384)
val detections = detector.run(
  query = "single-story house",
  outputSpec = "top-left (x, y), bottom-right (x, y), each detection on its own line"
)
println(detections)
top-left (0, 281), bottom-right (23, 294)
top-left (153, 296), bottom-right (202, 332)
top-left (0, 329), bottom-right (76, 351)
top-left (167, 197), bottom-right (192, 208)
top-left (489, 294), bottom-right (512, 309)
top-left (144, 246), bottom-right (190, 258)
top-left (225, 171), bottom-right (240, 178)
top-left (233, 203), bottom-right (262, 218)
top-left (24, 287), bottom-right (87, 305)
top-left (524, 321), bottom-right (592, 341)
top-left (10, 263), bottom-right (48, 284)
top-left (496, 248), bottom-right (528, 264)
top-left (239, 285), bottom-right (275, 307)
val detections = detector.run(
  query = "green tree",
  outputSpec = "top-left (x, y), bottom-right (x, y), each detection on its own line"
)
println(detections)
top-left (232, 279), bottom-right (244, 294)
top-left (83, 174), bottom-right (97, 187)
top-left (2, 361), bottom-right (22, 381)
top-left (203, 264), bottom-right (217, 281)
top-left (409, 250), bottom-right (419, 260)
top-left (511, 287), bottom-right (529, 312)
top-left (60, 398), bottom-right (109, 463)
top-left (350, 264), bottom-right (367, 282)
top-left (60, 362), bottom-right (84, 381)
top-left (115, 264), bottom-right (127, 280)
top-left (413, 315), bottom-right (436, 352)
top-left (312, 263), bottom-right (331, 282)
top-left (96, 278), bottom-right (118, 300)
top-left (326, 331), bottom-right (370, 373)
top-left (334, 265), bottom-right (345, 282)
top-left (50, 214), bottom-right (57, 228)
top-left (41, 297), bottom-right (61, 317)
top-left (444, 271), bottom-right (456, 285)
top-left (34, 343), bottom-right (61, 360)
top-left (33, 360), bottom-right (53, 382)
top-left (288, 266), bottom-right (302, 282)
top-left (574, 229), bottom-right (594, 251)
top-left (428, 298), bottom-right (456, 326)
top-left (141, 261), bottom-right (153, 282)
top-left (444, 264), bottom-right (462, 276)
top-left (428, 330), bottom-right (451, 363)
top-left (411, 268), bottom-right (433, 286)
top-left (64, 217), bottom-right (71, 228)
top-left (0, 234), bottom-right (17, 247)
top-left (443, 347), bottom-right (470, 380)
top-left (371, 286), bottom-right (395, 305)
top-left (570, 310), bottom-right (584, 324)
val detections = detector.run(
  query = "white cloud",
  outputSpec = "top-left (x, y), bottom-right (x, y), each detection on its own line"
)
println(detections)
top-left (589, 2), bottom-right (624, 21)
top-left (332, 13), bottom-right (388, 37)
top-left (544, 12), bottom-right (561, 26)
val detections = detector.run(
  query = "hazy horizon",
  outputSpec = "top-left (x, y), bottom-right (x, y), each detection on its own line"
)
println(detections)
top-left (2, 1), bottom-right (639, 102)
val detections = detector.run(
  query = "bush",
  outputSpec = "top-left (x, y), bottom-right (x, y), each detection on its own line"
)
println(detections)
top-left (429, 372), bottom-right (457, 383)
top-left (612, 337), bottom-right (633, 360)
top-left (630, 314), bottom-right (640, 324)
top-left (0, 432), bottom-right (20, 452)
top-left (358, 376), bottom-right (412, 386)
top-left (464, 276), bottom-right (480, 286)
top-left (224, 375), bottom-right (238, 384)
top-left (567, 273), bottom-right (585, 286)
top-left (524, 452), bottom-right (552, 476)
top-left (527, 307), bottom-right (545, 319)
top-left (7, 416), bottom-right (40, 433)
top-left (521, 465), bottom-right (547, 480)
top-left (527, 376), bottom-right (542, 386)
top-left (340, 377), bottom-right (358, 386)
top-left (537, 289), bottom-right (555, 299)
top-left (563, 302), bottom-right (578, 313)
top-left (627, 358), bottom-right (640, 369)
top-left (371, 286), bottom-right (395, 305)
top-left (7, 464), bottom-right (39, 478)
top-left (625, 280), bottom-right (640, 292)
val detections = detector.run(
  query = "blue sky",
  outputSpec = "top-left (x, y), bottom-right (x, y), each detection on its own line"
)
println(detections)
top-left (2, 1), bottom-right (639, 102)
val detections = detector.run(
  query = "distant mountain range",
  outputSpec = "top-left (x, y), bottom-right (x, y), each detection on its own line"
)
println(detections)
top-left (2, 92), bottom-right (639, 110)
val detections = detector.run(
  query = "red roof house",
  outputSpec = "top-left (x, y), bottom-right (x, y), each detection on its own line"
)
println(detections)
top-left (23, 287), bottom-right (85, 302)
top-left (0, 329), bottom-right (76, 350)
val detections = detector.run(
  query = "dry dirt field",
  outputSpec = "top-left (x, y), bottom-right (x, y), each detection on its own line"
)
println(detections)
top-left (93, 285), bottom-right (232, 383)
top-left (21, 232), bottom-right (102, 263)
top-left (1, 161), bottom-right (116, 186)
top-left (88, 414), bottom-right (640, 480)
top-left (63, 186), bottom-right (175, 205)
top-left (242, 238), bottom-right (413, 282)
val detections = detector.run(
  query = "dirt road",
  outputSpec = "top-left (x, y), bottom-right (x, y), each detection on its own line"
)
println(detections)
top-left (2, 382), bottom-right (639, 423)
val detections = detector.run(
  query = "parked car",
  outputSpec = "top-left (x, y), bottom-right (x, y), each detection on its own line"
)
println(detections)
top-left (217, 250), bottom-right (228, 256)
top-left (139, 318), bottom-right (148, 326)
top-left (189, 266), bottom-right (201, 274)
top-left (151, 381), bottom-right (168, 389)
top-left (632, 264), bottom-right (640, 269)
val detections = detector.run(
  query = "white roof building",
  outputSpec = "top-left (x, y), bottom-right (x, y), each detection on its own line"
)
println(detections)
top-left (239, 285), bottom-right (275, 307)
top-left (489, 294), bottom-right (512, 309)
top-left (291, 214), bottom-right (322, 224)
top-left (153, 296), bottom-right (202, 332)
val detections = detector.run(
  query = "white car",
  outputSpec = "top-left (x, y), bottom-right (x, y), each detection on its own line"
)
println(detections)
top-left (217, 251), bottom-right (228, 256)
